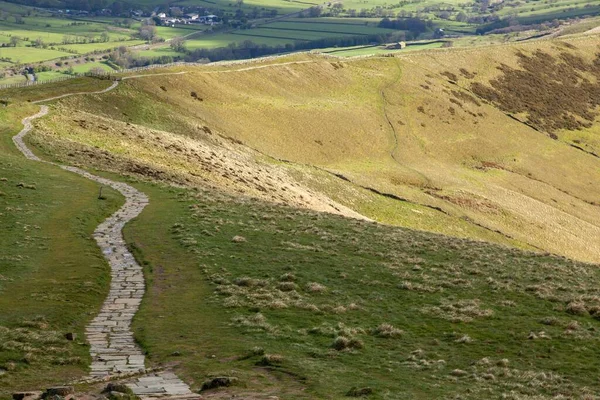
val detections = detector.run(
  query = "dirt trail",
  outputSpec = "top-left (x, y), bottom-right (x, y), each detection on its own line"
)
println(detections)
top-left (14, 85), bottom-right (199, 399)
top-left (32, 81), bottom-right (119, 104)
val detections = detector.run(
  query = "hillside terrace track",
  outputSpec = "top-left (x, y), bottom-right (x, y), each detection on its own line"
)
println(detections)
top-left (13, 78), bottom-right (200, 399)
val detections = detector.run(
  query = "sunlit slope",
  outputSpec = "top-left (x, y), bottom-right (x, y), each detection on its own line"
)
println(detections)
top-left (32, 36), bottom-right (600, 262)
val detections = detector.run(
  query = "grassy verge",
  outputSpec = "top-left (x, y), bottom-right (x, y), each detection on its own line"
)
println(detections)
top-left (0, 104), bottom-right (123, 396)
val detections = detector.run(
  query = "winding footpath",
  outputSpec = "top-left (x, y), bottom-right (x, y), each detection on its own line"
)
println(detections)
top-left (13, 82), bottom-right (199, 398)
top-left (12, 61), bottom-right (326, 396)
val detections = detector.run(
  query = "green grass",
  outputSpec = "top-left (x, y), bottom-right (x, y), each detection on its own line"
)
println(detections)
top-left (0, 0), bottom-right (38, 14)
top-left (34, 71), bottom-right (68, 81)
top-left (233, 27), bottom-right (337, 41)
top-left (0, 47), bottom-right (71, 64)
top-left (120, 179), bottom-right (600, 399)
top-left (0, 75), bottom-right (27, 85)
top-left (66, 61), bottom-right (115, 74)
top-left (280, 17), bottom-right (385, 25)
top-left (184, 33), bottom-right (294, 49)
top-left (0, 15), bottom-right (141, 65)
top-left (0, 102), bottom-right (122, 396)
top-left (56, 40), bottom-right (145, 54)
top-left (0, 18), bottom-right (133, 45)
top-left (182, 18), bottom-right (399, 50)
top-left (172, 0), bottom-right (316, 14)
top-left (263, 20), bottom-right (394, 35)
top-left (0, 76), bottom-right (111, 103)
top-left (2, 36), bottom-right (600, 399)
top-left (154, 26), bottom-right (208, 40)
top-left (134, 47), bottom-right (184, 58)
top-left (557, 15), bottom-right (600, 35)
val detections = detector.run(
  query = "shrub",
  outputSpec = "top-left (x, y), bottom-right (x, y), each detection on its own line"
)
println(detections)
top-left (332, 336), bottom-right (364, 351)
top-left (257, 353), bottom-right (284, 366)
top-left (279, 272), bottom-right (296, 282)
top-left (346, 387), bottom-right (373, 397)
top-left (372, 323), bottom-right (403, 338)
top-left (306, 282), bottom-right (327, 293)
top-left (277, 281), bottom-right (297, 292)
top-left (566, 301), bottom-right (588, 316)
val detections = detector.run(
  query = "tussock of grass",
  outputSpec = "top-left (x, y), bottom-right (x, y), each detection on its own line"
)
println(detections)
top-left (306, 282), bottom-right (327, 293)
top-left (121, 185), bottom-right (600, 398)
top-left (371, 323), bottom-right (403, 338)
top-left (331, 336), bottom-right (364, 352)
top-left (0, 103), bottom-right (122, 393)
top-left (421, 299), bottom-right (493, 323)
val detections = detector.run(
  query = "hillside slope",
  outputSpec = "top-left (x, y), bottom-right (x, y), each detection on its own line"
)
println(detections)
top-left (28, 35), bottom-right (600, 263)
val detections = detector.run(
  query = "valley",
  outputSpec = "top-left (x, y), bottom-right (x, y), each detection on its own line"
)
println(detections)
top-left (1, 24), bottom-right (600, 400)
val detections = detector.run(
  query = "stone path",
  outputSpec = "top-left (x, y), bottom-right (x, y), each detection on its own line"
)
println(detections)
top-left (14, 90), bottom-right (199, 399)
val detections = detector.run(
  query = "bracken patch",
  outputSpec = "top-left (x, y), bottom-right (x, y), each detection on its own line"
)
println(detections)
top-left (471, 49), bottom-right (600, 134)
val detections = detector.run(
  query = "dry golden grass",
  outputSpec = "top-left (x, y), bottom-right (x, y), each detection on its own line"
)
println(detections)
top-left (28, 34), bottom-right (600, 263)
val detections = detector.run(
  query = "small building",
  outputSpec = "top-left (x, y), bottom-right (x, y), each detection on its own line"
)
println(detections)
top-left (201, 14), bottom-right (221, 24)
top-left (186, 13), bottom-right (199, 20)
top-left (386, 41), bottom-right (406, 50)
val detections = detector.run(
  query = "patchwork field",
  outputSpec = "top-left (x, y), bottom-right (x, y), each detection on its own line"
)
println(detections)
top-left (0, 12), bottom-right (141, 74)
top-left (179, 18), bottom-right (399, 51)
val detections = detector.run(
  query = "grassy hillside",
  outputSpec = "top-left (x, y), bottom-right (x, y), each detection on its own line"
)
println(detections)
top-left (0, 102), bottom-right (122, 395)
top-left (124, 176), bottom-right (600, 398)
top-left (0, 33), bottom-right (600, 399)
top-left (25, 35), bottom-right (600, 264)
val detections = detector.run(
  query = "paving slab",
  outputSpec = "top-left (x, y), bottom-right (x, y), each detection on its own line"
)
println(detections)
top-left (15, 102), bottom-right (196, 399)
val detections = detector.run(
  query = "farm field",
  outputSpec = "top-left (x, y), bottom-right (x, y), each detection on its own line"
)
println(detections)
top-left (57, 40), bottom-right (145, 54)
top-left (0, 47), bottom-right (71, 63)
top-left (184, 33), bottom-right (293, 49)
top-left (263, 20), bottom-right (393, 34)
top-left (153, 25), bottom-right (209, 40)
top-left (0, 20), bottom-right (133, 43)
top-left (182, 18), bottom-right (401, 50)
top-left (68, 61), bottom-right (114, 73)
top-left (0, 73), bottom-right (27, 84)
top-left (0, 11), bottom-right (142, 68)
top-left (134, 47), bottom-right (185, 58)
top-left (496, 0), bottom-right (595, 17)
top-left (0, 0), bottom-right (32, 13)
top-left (33, 70), bottom-right (68, 81)
top-left (173, 0), bottom-right (318, 14)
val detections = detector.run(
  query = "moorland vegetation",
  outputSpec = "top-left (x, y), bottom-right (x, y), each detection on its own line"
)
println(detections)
top-left (1, 21), bottom-right (600, 400)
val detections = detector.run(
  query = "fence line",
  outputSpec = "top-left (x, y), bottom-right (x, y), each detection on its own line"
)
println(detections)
top-left (0, 62), bottom-right (206, 90)
top-left (0, 52), bottom-right (327, 90)
top-left (0, 75), bottom-right (79, 90)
